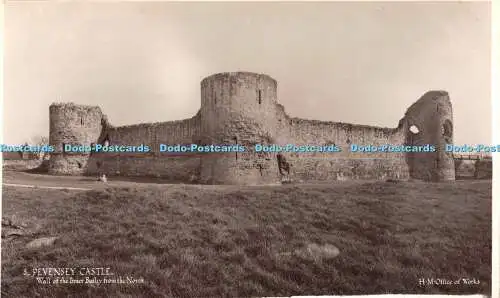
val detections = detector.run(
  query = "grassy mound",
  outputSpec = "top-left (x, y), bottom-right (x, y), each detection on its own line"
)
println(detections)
top-left (1, 180), bottom-right (491, 297)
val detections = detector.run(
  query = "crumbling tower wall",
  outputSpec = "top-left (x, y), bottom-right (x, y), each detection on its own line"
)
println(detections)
top-left (46, 72), bottom-right (456, 184)
top-left (48, 103), bottom-right (103, 175)
top-left (402, 91), bottom-right (455, 181)
top-left (199, 72), bottom-right (280, 184)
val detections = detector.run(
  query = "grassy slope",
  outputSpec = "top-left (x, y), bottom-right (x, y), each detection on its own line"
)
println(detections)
top-left (1, 180), bottom-right (491, 297)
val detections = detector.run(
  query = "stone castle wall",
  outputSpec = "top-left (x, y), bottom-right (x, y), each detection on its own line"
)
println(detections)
top-left (403, 91), bottom-right (455, 181)
top-left (48, 103), bottom-right (103, 175)
top-left (281, 120), bottom-right (409, 181)
top-left (48, 72), bottom-right (455, 184)
top-left (198, 72), bottom-right (279, 184)
top-left (86, 114), bottom-right (201, 182)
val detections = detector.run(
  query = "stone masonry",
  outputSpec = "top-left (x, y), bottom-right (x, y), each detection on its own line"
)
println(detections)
top-left (48, 71), bottom-right (455, 185)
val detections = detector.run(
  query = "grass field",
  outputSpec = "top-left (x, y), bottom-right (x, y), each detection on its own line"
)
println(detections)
top-left (1, 179), bottom-right (492, 297)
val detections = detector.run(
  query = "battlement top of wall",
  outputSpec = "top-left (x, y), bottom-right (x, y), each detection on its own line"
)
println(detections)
top-left (201, 71), bottom-right (277, 87)
top-left (50, 102), bottom-right (102, 113)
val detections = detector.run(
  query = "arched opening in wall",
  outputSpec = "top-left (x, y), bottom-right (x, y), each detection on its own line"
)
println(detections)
top-left (102, 134), bottom-right (110, 146)
top-left (409, 125), bottom-right (420, 134)
top-left (346, 138), bottom-right (351, 145)
top-left (443, 119), bottom-right (453, 143)
top-left (77, 161), bottom-right (82, 169)
top-left (81, 117), bottom-right (84, 126)
top-left (258, 90), bottom-right (262, 105)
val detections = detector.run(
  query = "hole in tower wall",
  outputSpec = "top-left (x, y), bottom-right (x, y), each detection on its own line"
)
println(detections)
top-left (102, 135), bottom-right (110, 146)
top-left (443, 120), bottom-right (453, 144)
top-left (81, 117), bottom-right (84, 126)
top-left (443, 120), bottom-right (452, 137)
top-left (258, 90), bottom-right (262, 104)
top-left (77, 162), bottom-right (82, 169)
top-left (409, 125), bottom-right (420, 134)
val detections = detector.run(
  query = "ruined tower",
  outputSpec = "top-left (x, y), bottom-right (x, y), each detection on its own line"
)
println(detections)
top-left (403, 91), bottom-right (455, 181)
top-left (48, 103), bottom-right (104, 175)
top-left (198, 72), bottom-right (279, 184)
top-left (46, 72), bottom-right (456, 184)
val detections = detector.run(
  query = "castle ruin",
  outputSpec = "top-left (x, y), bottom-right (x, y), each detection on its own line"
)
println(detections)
top-left (48, 71), bottom-right (455, 184)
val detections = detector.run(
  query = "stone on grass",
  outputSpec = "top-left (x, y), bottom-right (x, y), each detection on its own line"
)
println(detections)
top-left (295, 243), bottom-right (340, 260)
top-left (26, 237), bottom-right (59, 249)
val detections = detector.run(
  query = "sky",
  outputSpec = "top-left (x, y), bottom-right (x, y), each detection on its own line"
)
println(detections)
top-left (3, 1), bottom-right (491, 145)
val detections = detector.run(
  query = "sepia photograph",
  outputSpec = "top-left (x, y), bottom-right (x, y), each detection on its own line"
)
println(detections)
top-left (1, 1), bottom-right (493, 297)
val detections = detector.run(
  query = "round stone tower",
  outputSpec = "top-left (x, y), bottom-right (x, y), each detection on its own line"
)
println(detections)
top-left (48, 103), bottom-right (103, 175)
top-left (403, 91), bottom-right (455, 181)
top-left (198, 72), bottom-right (279, 184)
